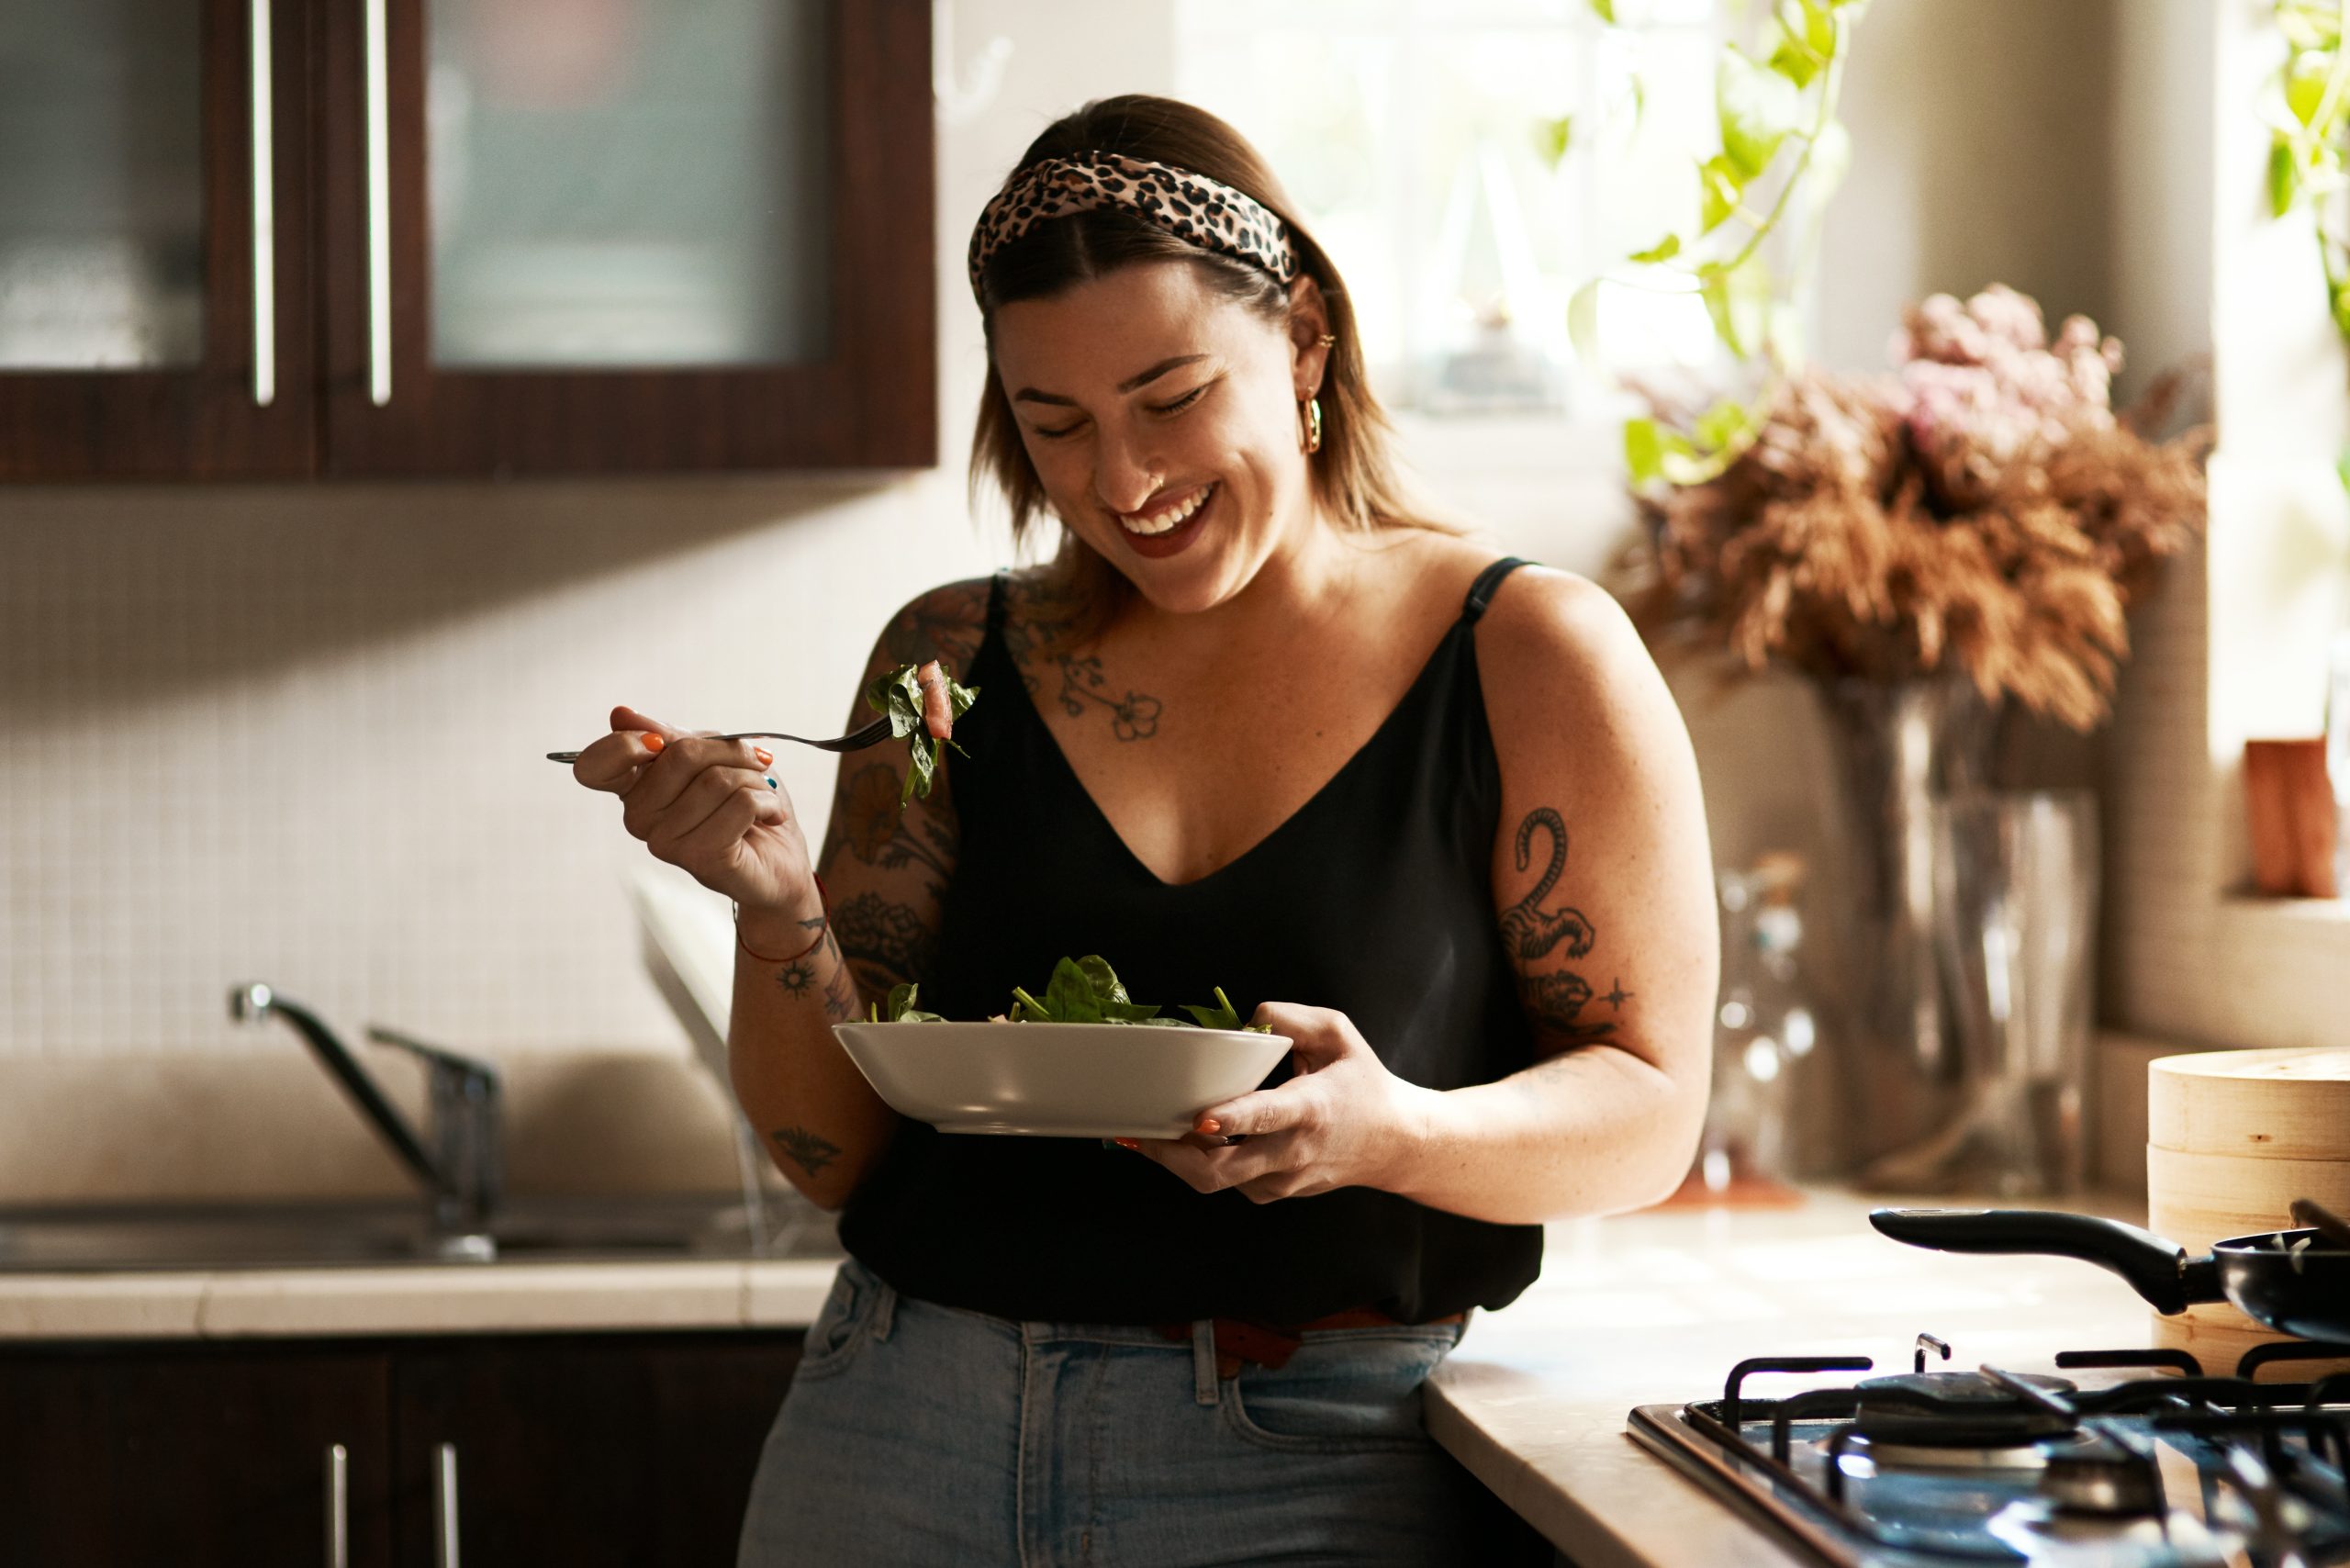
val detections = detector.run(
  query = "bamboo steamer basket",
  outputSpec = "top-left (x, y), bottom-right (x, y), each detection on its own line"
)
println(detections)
top-left (2148, 1047), bottom-right (2350, 1159)
top-left (2145, 1048), bottom-right (2350, 1380)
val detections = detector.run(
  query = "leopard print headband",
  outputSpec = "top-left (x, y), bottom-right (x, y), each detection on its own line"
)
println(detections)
top-left (967, 151), bottom-right (1298, 301)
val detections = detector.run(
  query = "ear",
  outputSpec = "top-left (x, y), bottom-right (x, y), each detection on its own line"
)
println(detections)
top-left (1285, 274), bottom-right (1335, 395)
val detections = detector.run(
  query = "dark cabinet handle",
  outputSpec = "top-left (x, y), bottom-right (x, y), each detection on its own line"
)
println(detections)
top-left (434, 1442), bottom-right (461, 1568)
top-left (362, 0), bottom-right (392, 406)
top-left (249, 0), bottom-right (276, 407)
top-left (324, 1442), bottom-right (347, 1568)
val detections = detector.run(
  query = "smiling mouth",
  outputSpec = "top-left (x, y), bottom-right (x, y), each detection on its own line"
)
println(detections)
top-left (1116, 481), bottom-right (1215, 536)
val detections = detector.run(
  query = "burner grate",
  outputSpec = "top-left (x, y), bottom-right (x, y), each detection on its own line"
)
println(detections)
top-left (1633, 1332), bottom-right (2350, 1568)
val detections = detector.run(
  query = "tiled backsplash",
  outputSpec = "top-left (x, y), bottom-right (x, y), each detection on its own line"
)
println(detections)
top-left (0, 474), bottom-right (996, 1059)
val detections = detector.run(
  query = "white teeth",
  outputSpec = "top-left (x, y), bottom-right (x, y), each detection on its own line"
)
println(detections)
top-left (1119, 482), bottom-right (1213, 536)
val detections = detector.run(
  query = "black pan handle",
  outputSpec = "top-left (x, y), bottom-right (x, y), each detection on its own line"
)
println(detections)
top-left (1868, 1208), bottom-right (2216, 1316)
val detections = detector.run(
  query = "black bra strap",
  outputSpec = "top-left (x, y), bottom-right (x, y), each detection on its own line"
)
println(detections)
top-left (1461, 556), bottom-right (1533, 623)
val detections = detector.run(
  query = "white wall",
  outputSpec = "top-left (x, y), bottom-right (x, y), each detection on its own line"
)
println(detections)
top-left (2101, 0), bottom-right (2350, 1052)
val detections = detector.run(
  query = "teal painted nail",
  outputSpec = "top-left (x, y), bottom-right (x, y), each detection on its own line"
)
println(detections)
top-left (766, 777), bottom-right (778, 788)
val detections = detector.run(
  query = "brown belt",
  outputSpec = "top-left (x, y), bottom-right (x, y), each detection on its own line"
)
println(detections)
top-left (1150, 1308), bottom-right (1468, 1380)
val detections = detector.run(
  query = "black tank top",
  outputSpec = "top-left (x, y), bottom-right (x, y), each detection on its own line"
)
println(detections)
top-left (836, 556), bottom-right (1544, 1327)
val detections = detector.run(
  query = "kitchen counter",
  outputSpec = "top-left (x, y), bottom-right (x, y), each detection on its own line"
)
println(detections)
top-left (0, 1254), bottom-right (844, 1338)
top-left (0, 1184), bottom-right (2185, 1565)
top-left (1426, 1186), bottom-right (2164, 1568)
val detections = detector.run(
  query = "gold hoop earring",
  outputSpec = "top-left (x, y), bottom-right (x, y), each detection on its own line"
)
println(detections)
top-left (1299, 395), bottom-right (1323, 455)
top-left (1316, 332), bottom-right (1336, 349)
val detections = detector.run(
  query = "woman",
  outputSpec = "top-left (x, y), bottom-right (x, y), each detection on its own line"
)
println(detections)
top-left (574, 95), bottom-right (1716, 1567)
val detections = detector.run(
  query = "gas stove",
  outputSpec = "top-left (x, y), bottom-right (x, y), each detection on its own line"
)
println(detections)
top-left (1628, 1334), bottom-right (2350, 1567)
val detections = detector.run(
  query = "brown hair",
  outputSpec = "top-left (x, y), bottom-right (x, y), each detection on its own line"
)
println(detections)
top-left (968, 95), bottom-right (1456, 644)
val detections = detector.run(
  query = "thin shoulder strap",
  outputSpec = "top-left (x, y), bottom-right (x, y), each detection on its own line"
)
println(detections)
top-left (986, 569), bottom-right (1009, 635)
top-left (1461, 556), bottom-right (1534, 623)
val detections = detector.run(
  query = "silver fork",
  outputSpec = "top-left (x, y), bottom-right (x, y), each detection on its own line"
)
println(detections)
top-left (545, 715), bottom-right (893, 764)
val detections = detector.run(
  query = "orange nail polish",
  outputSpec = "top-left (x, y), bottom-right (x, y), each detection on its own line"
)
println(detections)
top-left (1195, 1116), bottom-right (1221, 1136)
top-left (754, 747), bottom-right (773, 767)
top-left (643, 734), bottom-right (666, 753)
top-left (1113, 1137), bottom-right (1140, 1150)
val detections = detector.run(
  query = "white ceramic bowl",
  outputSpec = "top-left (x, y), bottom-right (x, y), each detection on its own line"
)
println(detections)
top-left (831, 1022), bottom-right (1293, 1138)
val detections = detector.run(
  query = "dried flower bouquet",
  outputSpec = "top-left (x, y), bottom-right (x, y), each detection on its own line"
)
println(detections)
top-left (1629, 285), bottom-right (2210, 730)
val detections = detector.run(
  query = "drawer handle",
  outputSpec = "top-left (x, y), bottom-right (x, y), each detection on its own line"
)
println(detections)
top-left (434, 1441), bottom-right (461, 1568)
top-left (324, 1442), bottom-right (347, 1568)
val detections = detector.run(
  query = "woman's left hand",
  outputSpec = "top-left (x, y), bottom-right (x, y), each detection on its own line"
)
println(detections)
top-left (1118, 1002), bottom-right (1437, 1203)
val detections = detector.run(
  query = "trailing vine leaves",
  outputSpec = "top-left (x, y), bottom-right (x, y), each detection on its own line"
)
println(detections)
top-left (2265, 0), bottom-right (2350, 486)
top-left (1572, 0), bottom-right (1870, 487)
top-left (2266, 1), bottom-right (2350, 325)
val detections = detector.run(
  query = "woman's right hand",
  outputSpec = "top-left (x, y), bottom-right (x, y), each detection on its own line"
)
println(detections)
top-left (571, 703), bottom-right (819, 922)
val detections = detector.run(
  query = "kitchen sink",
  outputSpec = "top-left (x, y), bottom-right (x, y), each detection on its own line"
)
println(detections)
top-left (0, 1193), bottom-right (843, 1272)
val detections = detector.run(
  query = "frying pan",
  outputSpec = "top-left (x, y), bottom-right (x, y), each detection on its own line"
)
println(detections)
top-left (1868, 1207), bottom-right (2350, 1342)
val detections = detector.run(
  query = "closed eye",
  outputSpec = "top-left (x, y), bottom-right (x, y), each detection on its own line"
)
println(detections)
top-left (1150, 384), bottom-right (1210, 416)
top-left (1031, 380), bottom-right (1212, 440)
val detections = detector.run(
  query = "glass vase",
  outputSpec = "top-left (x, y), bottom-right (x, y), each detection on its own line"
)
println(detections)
top-left (1901, 789), bottom-right (2098, 1196)
top-left (1814, 674), bottom-right (1999, 1176)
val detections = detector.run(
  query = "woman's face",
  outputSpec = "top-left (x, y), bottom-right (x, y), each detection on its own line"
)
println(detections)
top-left (990, 262), bottom-right (1328, 616)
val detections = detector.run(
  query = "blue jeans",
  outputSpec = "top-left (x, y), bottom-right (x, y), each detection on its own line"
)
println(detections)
top-left (737, 1255), bottom-right (1492, 1567)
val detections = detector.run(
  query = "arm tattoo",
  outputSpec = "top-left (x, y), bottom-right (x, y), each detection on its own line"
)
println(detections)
top-left (1499, 808), bottom-right (1594, 961)
top-left (821, 956), bottom-right (860, 1023)
top-left (1517, 971), bottom-right (1616, 1045)
top-left (880, 580), bottom-right (987, 675)
top-left (777, 958), bottom-right (817, 998)
top-left (809, 579), bottom-right (979, 1008)
top-left (767, 1126), bottom-right (841, 1178)
top-left (834, 761), bottom-right (954, 892)
top-left (832, 890), bottom-right (938, 997)
top-left (1504, 805), bottom-right (1621, 1047)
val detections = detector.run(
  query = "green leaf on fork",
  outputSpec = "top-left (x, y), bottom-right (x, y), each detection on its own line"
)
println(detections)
top-left (864, 663), bottom-right (979, 804)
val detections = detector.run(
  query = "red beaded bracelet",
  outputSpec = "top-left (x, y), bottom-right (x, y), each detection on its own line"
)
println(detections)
top-left (734, 876), bottom-right (829, 965)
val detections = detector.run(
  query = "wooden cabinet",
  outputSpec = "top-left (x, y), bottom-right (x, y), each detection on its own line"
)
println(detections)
top-left (0, 0), bottom-right (933, 481)
top-left (0, 1341), bottom-right (394, 1567)
top-left (389, 1334), bottom-right (804, 1567)
top-left (0, 1331), bottom-right (803, 1568)
top-left (0, 0), bottom-right (320, 479)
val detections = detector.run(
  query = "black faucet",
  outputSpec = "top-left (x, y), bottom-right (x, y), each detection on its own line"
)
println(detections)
top-left (229, 982), bottom-right (503, 1251)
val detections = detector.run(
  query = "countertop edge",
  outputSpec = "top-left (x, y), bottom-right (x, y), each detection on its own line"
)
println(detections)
top-left (1425, 1374), bottom-right (1817, 1568)
top-left (0, 1257), bottom-right (845, 1340)
top-left (1426, 1393), bottom-right (1658, 1568)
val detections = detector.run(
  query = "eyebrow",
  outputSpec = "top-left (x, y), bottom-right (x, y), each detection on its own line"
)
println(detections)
top-left (1012, 354), bottom-right (1210, 407)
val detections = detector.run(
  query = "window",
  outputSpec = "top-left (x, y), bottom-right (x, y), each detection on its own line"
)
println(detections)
top-left (1175, 0), bottom-right (1723, 420)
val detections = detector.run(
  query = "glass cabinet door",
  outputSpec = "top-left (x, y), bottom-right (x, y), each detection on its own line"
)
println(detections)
top-left (424, 0), bottom-right (832, 372)
top-left (0, 0), bottom-right (316, 477)
top-left (0, 0), bottom-right (205, 372)
top-left (322, 0), bottom-right (933, 475)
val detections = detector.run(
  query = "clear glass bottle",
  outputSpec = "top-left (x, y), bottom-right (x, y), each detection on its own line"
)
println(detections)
top-left (1695, 852), bottom-right (1816, 1194)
